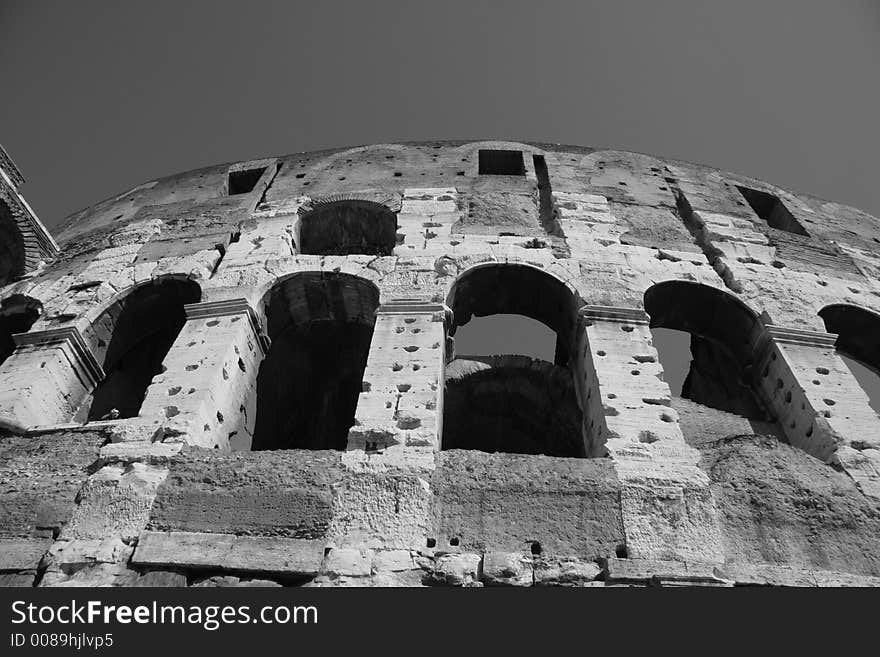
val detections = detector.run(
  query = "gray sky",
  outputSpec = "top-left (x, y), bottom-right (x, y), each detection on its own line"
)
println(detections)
top-left (2, 1), bottom-right (879, 228)
top-left (2, 1), bottom-right (879, 409)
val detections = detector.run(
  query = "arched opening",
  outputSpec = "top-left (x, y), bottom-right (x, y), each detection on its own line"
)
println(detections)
top-left (252, 272), bottom-right (379, 451)
top-left (298, 200), bottom-right (397, 256)
top-left (645, 281), bottom-right (772, 420)
top-left (0, 295), bottom-right (40, 367)
top-left (448, 264), bottom-right (577, 366)
top-left (443, 264), bottom-right (586, 457)
top-left (819, 304), bottom-right (880, 414)
top-left (0, 202), bottom-right (26, 286)
top-left (82, 278), bottom-right (201, 421)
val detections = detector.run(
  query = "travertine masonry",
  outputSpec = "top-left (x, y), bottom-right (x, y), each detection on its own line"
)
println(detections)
top-left (1, 140), bottom-right (879, 587)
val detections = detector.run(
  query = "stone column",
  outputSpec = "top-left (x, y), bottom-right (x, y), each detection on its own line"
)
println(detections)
top-left (0, 327), bottom-right (103, 430)
top-left (755, 324), bottom-right (880, 497)
top-left (129, 299), bottom-right (268, 449)
top-left (578, 305), bottom-right (684, 455)
top-left (578, 305), bottom-right (724, 564)
top-left (344, 298), bottom-right (448, 471)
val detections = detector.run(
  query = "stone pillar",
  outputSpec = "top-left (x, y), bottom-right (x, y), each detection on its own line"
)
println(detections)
top-left (755, 325), bottom-right (880, 497)
top-left (344, 298), bottom-right (448, 471)
top-left (579, 305), bottom-right (724, 564)
top-left (0, 327), bottom-right (102, 430)
top-left (578, 305), bottom-right (684, 455)
top-left (130, 299), bottom-right (268, 450)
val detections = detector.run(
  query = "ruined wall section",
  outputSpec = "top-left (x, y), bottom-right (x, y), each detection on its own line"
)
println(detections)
top-left (1, 141), bottom-right (879, 587)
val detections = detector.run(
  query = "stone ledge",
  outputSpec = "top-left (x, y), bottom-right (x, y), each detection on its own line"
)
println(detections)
top-left (131, 531), bottom-right (325, 576)
top-left (604, 557), bottom-right (730, 586)
top-left (147, 448), bottom-right (343, 539)
top-left (99, 440), bottom-right (183, 463)
top-left (0, 538), bottom-right (53, 571)
top-left (604, 558), bottom-right (880, 587)
top-left (0, 571), bottom-right (37, 587)
top-left (580, 305), bottom-right (649, 325)
top-left (764, 324), bottom-right (838, 349)
top-left (717, 563), bottom-right (880, 587)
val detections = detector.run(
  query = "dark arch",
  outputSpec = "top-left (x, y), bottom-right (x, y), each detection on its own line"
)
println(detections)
top-left (0, 295), bottom-right (41, 367)
top-left (819, 304), bottom-right (880, 413)
top-left (442, 264), bottom-right (586, 457)
top-left (446, 264), bottom-right (579, 366)
top-left (252, 272), bottom-right (380, 451)
top-left (0, 200), bottom-right (26, 285)
top-left (644, 281), bottom-right (770, 419)
top-left (298, 199), bottom-right (397, 256)
top-left (442, 356), bottom-right (585, 457)
top-left (84, 277), bottom-right (202, 421)
top-left (819, 304), bottom-right (880, 373)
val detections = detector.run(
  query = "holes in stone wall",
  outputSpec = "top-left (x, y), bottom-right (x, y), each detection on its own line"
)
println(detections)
top-left (298, 200), bottom-right (397, 256)
top-left (228, 166), bottom-right (267, 195)
top-left (478, 149), bottom-right (525, 176)
top-left (82, 278), bottom-right (202, 422)
top-left (735, 185), bottom-right (808, 236)
top-left (251, 272), bottom-right (379, 451)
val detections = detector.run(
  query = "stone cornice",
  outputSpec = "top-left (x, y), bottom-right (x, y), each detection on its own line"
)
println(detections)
top-left (377, 298), bottom-right (451, 323)
top-left (13, 326), bottom-right (104, 388)
top-left (0, 144), bottom-right (24, 187)
top-left (764, 324), bottom-right (839, 349)
top-left (377, 298), bottom-right (446, 314)
top-left (185, 299), bottom-right (270, 355)
top-left (579, 305), bottom-right (649, 325)
top-left (0, 169), bottom-right (60, 267)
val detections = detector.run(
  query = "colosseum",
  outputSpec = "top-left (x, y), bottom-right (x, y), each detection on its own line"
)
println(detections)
top-left (0, 139), bottom-right (879, 587)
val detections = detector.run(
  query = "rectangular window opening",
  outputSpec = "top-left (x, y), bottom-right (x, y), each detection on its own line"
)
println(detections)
top-left (735, 185), bottom-right (808, 236)
top-left (478, 149), bottom-right (525, 176)
top-left (228, 166), bottom-right (268, 196)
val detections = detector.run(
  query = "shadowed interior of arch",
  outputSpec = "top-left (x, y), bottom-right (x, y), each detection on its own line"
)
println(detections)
top-left (298, 199), bottom-right (397, 256)
top-left (442, 264), bottom-right (586, 457)
top-left (645, 281), bottom-right (774, 422)
top-left (0, 202), bottom-right (26, 286)
top-left (840, 356), bottom-right (880, 414)
top-left (81, 279), bottom-right (201, 422)
top-left (819, 304), bottom-right (880, 414)
top-left (0, 296), bottom-right (41, 368)
top-left (251, 272), bottom-right (379, 451)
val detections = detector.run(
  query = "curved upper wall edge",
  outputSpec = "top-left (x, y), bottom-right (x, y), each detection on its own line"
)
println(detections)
top-left (51, 140), bottom-right (880, 246)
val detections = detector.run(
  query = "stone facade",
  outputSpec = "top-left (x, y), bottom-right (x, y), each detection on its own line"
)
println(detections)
top-left (1, 140), bottom-right (879, 587)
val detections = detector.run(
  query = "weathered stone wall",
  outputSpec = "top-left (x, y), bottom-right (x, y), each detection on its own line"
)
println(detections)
top-left (1, 140), bottom-right (879, 587)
